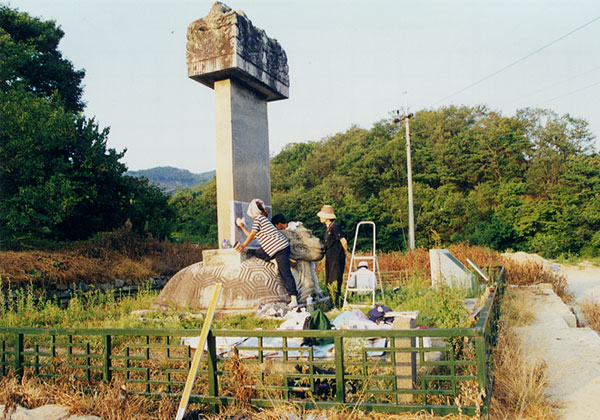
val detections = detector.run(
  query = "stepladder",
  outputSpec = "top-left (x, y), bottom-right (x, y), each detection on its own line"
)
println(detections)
top-left (342, 221), bottom-right (385, 309)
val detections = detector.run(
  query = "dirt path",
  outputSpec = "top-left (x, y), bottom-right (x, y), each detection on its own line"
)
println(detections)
top-left (515, 263), bottom-right (600, 420)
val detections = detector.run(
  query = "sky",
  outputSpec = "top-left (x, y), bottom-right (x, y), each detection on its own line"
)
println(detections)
top-left (5, 0), bottom-right (600, 173)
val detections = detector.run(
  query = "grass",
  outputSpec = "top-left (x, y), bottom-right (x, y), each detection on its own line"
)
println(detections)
top-left (488, 288), bottom-right (557, 420)
top-left (0, 372), bottom-right (486, 420)
top-left (0, 264), bottom-right (487, 418)
top-left (0, 375), bottom-right (177, 420)
top-left (0, 238), bottom-right (567, 419)
top-left (580, 298), bottom-right (600, 332)
top-left (553, 254), bottom-right (600, 267)
top-left (0, 277), bottom-right (286, 331)
top-left (0, 224), bottom-right (205, 287)
top-left (0, 276), bottom-right (473, 334)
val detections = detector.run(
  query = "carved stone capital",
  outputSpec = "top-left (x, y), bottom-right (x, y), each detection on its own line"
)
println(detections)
top-left (186, 2), bottom-right (289, 101)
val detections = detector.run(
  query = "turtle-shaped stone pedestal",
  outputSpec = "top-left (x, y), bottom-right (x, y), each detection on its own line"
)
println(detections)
top-left (152, 225), bottom-right (325, 311)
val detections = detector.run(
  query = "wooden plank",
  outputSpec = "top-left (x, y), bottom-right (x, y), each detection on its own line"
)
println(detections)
top-left (175, 283), bottom-right (222, 420)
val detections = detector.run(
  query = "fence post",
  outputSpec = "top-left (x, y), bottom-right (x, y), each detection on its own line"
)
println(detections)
top-left (14, 332), bottom-right (23, 378)
top-left (393, 316), bottom-right (416, 403)
top-left (334, 336), bottom-right (345, 404)
top-left (474, 334), bottom-right (487, 409)
top-left (103, 334), bottom-right (112, 383)
top-left (207, 331), bottom-right (219, 413)
top-left (2, 341), bottom-right (6, 376)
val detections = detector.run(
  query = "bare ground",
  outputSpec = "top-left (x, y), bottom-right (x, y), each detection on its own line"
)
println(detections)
top-left (515, 262), bottom-right (600, 420)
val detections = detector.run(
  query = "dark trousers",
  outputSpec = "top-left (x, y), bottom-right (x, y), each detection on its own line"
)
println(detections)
top-left (325, 250), bottom-right (346, 307)
top-left (254, 246), bottom-right (298, 297)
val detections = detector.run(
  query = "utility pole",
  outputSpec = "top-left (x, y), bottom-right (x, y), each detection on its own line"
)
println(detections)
top-left (394, 92), bottom-right (415, 250)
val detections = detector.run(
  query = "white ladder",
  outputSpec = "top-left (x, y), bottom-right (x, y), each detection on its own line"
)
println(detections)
top-left (342, 221), bottom-right (385, 309)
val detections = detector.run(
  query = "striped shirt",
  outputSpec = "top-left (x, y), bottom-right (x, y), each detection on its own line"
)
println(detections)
top-left (251, 215), bottom-right (289, 257)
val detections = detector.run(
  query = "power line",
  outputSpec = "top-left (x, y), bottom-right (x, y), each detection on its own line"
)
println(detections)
top-left (522, 65), bottom-right (600, 100)
top-left (537, 79), bottom-right (600, 106)
top-left (431, 15), bottom-right (600, 106)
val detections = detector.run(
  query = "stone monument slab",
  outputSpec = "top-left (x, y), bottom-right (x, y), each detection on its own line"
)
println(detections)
top-left (230, 200), bottom-right (272, 247)
top-left (429, 249), bottom-right (476, 290)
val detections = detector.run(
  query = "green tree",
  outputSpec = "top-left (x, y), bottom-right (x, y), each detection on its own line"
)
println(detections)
top-left (270, 104), bottom-right (598, 257)
top-left (169, 179), bottom-right (218, 247)
top-left (0, 6), bottom-right (175, 245)
top-left (518, 108), bottom-right (595, 198)
top-left (0, 5), bottom-right (84, 112)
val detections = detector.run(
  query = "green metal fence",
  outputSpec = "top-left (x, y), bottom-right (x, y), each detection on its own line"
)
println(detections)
top-left (0, 266), bottom-right (505, 417)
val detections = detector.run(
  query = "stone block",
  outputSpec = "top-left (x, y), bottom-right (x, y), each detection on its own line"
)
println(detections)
top-left (202, 248), bottom-right (244, 268)
top-left (100, 283), bottom-right (113, 292)
top-left (56, 283), bottom-right (68, 291)
top-left (54, 290), bottom-right (71, 300)
top-left (186, 2), bottom-right (289, 101)
top-left (430, 249), bottom-right (476, 290)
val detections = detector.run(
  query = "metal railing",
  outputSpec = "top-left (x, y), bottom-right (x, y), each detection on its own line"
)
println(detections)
top-left (0, 266), bottom-right (505, 417)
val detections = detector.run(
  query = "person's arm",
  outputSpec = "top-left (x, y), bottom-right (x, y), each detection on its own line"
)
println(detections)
top-left (235, 230), bottom-right (257, 252)
top-left (340, 237), bottom-right (348, 253)
top-left (332, 223), bottom-right (348, 253)
top-left (239, 223), bottom-right (251, 238)
top-left (235, 218), bottom-right (258, 252)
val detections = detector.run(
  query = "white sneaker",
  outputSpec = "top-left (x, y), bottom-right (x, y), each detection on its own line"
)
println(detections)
top-left (288, 295), bottom-right (298, 308)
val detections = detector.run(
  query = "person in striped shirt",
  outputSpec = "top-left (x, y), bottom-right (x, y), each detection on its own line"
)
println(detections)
top-left (235, 199), bottom-right (299, 308)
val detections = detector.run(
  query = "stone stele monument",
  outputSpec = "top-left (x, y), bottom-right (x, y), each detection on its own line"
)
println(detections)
top-left (152, 2), bottom-right (325, 311)
top-left (186, 1), bottom-right (289, 246)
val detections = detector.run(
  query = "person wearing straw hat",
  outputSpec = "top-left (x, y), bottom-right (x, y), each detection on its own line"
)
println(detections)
top-left (317, 204), bottom-right (347, 307)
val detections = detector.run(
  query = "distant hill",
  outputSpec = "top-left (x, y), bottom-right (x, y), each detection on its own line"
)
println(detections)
top-left (126, 166), bottom-right (215, 193)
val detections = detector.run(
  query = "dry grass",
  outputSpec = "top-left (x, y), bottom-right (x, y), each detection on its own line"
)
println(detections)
top-left (0, 374), bottom-right (177, 420)
top-left (580, 298), bottom-right (600, 332)
top-left (498, 288), bottom-right (536, 327)
top-left (0, 372), bottom-right (484, 420)
top-left (189, 405), bottom-right (481, 420)
top-left (500, 258), bottom-right (571, 301)
top-left (378, 247), bottom-right (432, 272)
top-left (0, 224), bottom-right (205, 287)
top-left (345, 244), bottom-right (502, 287)
top-left (0, 348), bottom-right (486, 420)
top-left (0, 251), bottom-right (111, 286)
top-left (488, 289), bottom-right (557, 420)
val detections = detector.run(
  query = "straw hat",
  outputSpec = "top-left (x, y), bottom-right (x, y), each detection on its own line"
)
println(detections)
top-left (317, 204), bottom-right (336, 220)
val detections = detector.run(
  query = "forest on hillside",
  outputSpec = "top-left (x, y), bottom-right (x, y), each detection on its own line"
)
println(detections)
top-left (174, 105), bottom-right (600, 259)
top-left (126, 167), bottom-right (215, 194)
top-left (270, 106), bottom-right (600, 257)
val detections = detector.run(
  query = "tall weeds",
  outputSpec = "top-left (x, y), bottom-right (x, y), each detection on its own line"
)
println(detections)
top-left (0, 375), bottom-right (177, 420)
top-left (580, 298), bottom-right (600, 332)
top-left (501, 258), bottom-right (570, 301)
top-left (0, 224), bottom-right (205, 286)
